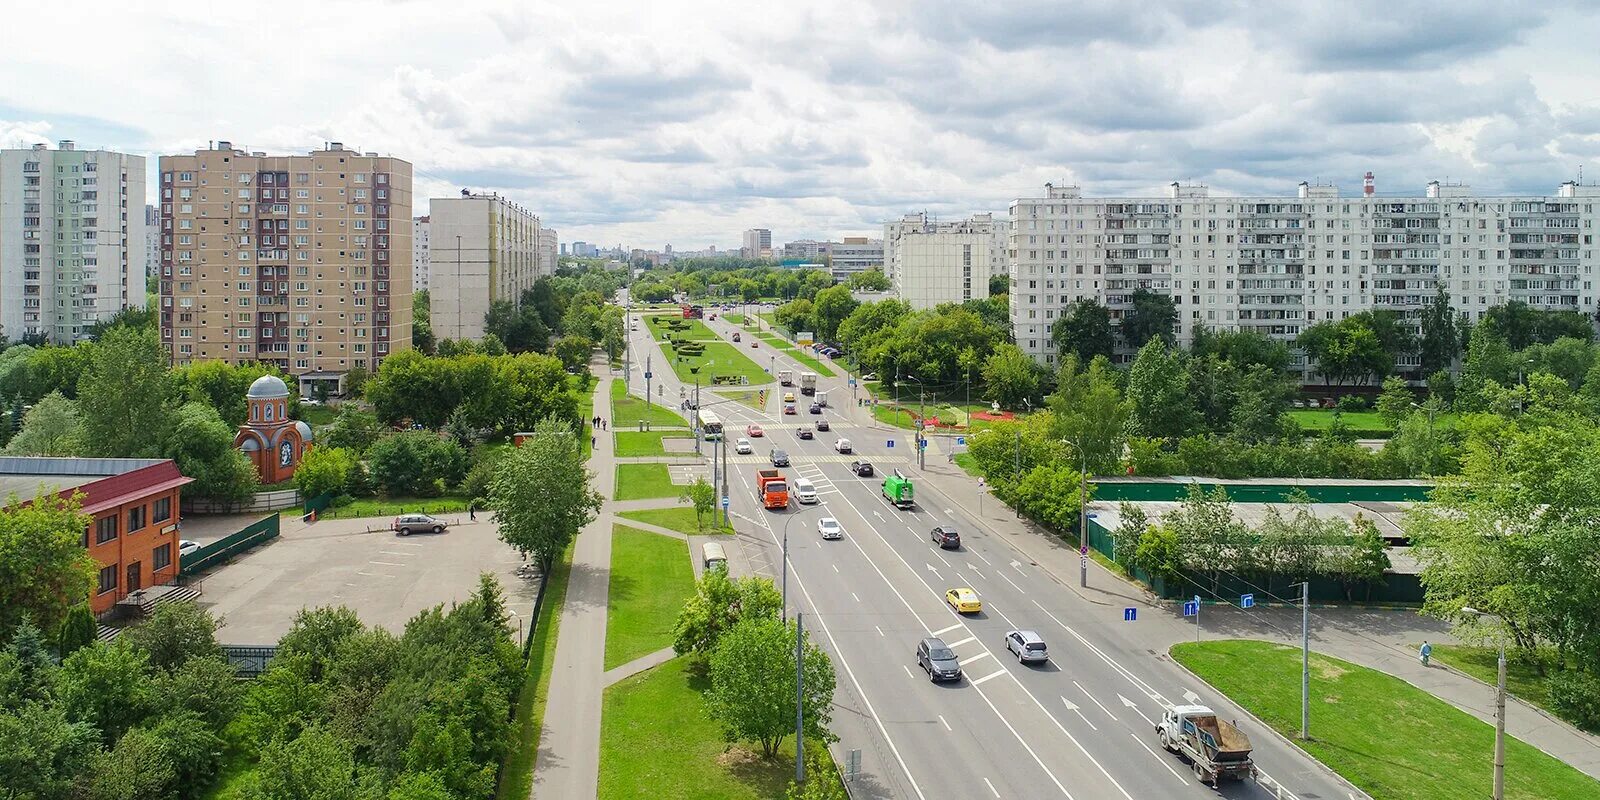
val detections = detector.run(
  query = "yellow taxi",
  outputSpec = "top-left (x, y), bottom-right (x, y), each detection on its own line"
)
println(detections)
top-left (945, 587), bottom-right (982, 614)
top-left (784, 391), bottom-right (796, 402)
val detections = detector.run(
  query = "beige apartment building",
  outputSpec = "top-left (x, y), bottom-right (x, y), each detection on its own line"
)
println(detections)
top-left (157, 142), bottom-right (412, 395)
top-left (429, 193), bottom-right (543, 341)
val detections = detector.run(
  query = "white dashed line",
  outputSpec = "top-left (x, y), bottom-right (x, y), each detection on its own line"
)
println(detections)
top-left (1074, 681), bottom-right (1118, 721)
top-left (997, 571), bottom-right (1026, 594)
top-left (984, 777), bottom-right (1001, 798)
top-left (971, 669), bottom-right (1008, 686)
top-left (938, 714), bottom-right (952, 732)
top-left (875, 626), bottom-right (884, 637)
top-left (369, 560), bottom-right (406, 567)
top-left (903, 664), bottom-right (916, 680)
top-left (1129, 733), bottom-right (1189, 784)
top-left (947, 636), bottom-right (976, 649)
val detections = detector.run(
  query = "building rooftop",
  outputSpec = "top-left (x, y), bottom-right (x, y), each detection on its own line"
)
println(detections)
top-left (0, 457), bottom-right (191, 515)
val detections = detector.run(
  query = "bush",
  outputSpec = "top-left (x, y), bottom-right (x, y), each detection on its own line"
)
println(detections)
top-left (1549, 670), bottom-right (1600, 733)
top-left (294, 446), bottom-right (356, 501)
top-left (366, 432), bottom-right (468, 496)
top-left (1336, 394), bottom-right (1370, 412)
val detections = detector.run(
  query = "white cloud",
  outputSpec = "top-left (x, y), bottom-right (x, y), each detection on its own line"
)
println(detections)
top-left (3, 0), bottom-right (1600, 248)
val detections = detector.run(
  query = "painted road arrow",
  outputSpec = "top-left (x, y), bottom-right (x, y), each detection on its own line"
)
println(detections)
top-left (1062, 696), bottom-right (1097, 731)
top-left (1119, 693), bottom-right (1155, 725)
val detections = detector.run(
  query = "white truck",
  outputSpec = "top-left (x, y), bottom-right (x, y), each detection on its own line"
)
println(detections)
top-left (1155, 705), bottom-right (1256, 786)
top-left (799, 372), bottom-right (818, 396)
top-left (779, 369), bottom-right (794, 386)
top-left (815, 389), bottom-right (829, 408)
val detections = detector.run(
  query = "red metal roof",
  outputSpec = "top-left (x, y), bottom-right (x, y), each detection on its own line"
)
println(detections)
top-left (60, 461), bottom-right (193, 514)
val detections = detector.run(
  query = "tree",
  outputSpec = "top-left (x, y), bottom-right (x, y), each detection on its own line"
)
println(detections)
top-left (121, 601), bottom-right (223, 672)
top-left (154, 656), bottom-right (243, 733)
top-left (0, 702), bottom-right (101, 800)
top-left (673, 571), bottom-right (782, 656)
top-left (1190, 326), bottom-right (1292, 373)
top-left (480, 333), bottom-right (510, 357)
top-left (1110, 503), bottom-right (1149, 573)
top-left (847, 268), bottom-right (890, 291)
top-left (366, 432), bottom-right (468, 497)
top-left (324, 405), bottom-right (384, 453)
top-left (680, 477), bottom-right (716, 528)
top-left (1052, 299), bottom-right (1114, 362)
top-left (1012, 463), bottom-right (1087, 532)
top-left (1418, 289), bottom-right (1460, 376)
top-left (1126, 339), bottom-right (1197, 439)
top-left (296, 446), bottom-right (356, 500)
top-left (1119, 288), bottom-right (1177, 348)
top-left (77, 326), bottom-right (172, 458)
top-left (56, 603), bottom-right (97, 659)
top-left (247, 725), bottom-right (366, 800)
top-left (706, 617), bottom-right (836, 758)
top-left (599, 306), bottom-right (627, 362)
top-left (1162, 486), bottom-right (1247, 594)
top-left (1298, 317), bottom-right (1390, 394)
top-left (4, 390), bottom-right (83, 456)
top-left (1134, 524), bottom-right (1181, 582)
top-left (84, 724), bottom-right (176, 800)
top-left (552, 335), bottom-right (593, 371)
top-left (56, 640), bottom-right (155, 743)
top-left (980, 343), bottom-right (1040, 410)
top-left (1375, 375), bottom-right (1414, 429)
top-left (1456, 324), bottom-right (1515, 411)
top-left (774, 298), bottom-right (816, 335)
top-left (483, 299), bottom-right (549, 354)
top-left (1328, 514), bottom-right (1391, 600)
top-left (0, 490), bottom-right (94, 635)
top-left (1048, 356), bottom-right (1130, 474)
top-left (490, 417), bottom-right (602, 569)
top-left (164, 402), bottom-right (259, 502)
top-left (811, 285), bottom-right (858, 343)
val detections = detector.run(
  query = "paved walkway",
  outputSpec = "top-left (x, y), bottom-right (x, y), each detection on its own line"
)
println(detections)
top-left (602, 646), bottom-right (678, 687)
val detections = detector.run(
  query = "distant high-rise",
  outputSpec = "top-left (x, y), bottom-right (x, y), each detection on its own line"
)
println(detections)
top-left (828, 237), bottom-right (884, 279)
top-left (884, 212), bottom-right (996, 309)
top-left (158, 141), bottom-right (412, 392)
top-left (430, 193), bottom-right (542, 341)
top-left (412, 216), bottom-right (430, 292)
top-left (145, 203), bottom-right (161, 283)
top-left (0, 141), bottom-right (146, 343)
top-left (539, 228), bottom-right (557, 275)
top-left (742, 228), bottom-right (772, 258)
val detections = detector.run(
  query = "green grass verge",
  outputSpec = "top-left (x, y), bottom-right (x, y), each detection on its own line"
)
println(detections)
top-left (614, 430), bottom-right (695, 458)
top-left (613, 463), bottom-right (682, 501)
top-left (646, 315), bottom-right (720, 341)
top-left (496, 541), bottom-right (575, 800)
top-left (296, 404), bottom-right (338, 426)
top-left (662, 340), bottom-right (772, 386)
top-left (322, 494), bottom-right (472, 519)
top-left (713, 389), bottom-right (768, 412)
top-left (198, 744), bottom-right (253, 799)
top-left (612, 379), bottom-right (690, 428)
top-left (606, 525), bottom-right (697, 670)
top-left (1170, 639), bottom-right (1600, 800)
top-left (723, 313), bottom-right (745, 324)
top-left (757, 332), bottom-right (784, 343)
top-left (618, 505), bottom-right (732, 536)
top-left (599, 656), bottom-right (842, 800)
top-left (1430, 645), bottom-right (1561, 720)
top-left (779, 347), bottom-right (837, 378)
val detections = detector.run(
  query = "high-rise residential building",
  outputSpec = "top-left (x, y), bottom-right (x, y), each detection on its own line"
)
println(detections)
top-left (1007, 179), bottom-right (1600, 380)
top-left (742, 228), bottom-right (772, 258)
top-left (158, 142), bottom-right (412, 393)
top-left (781, 239), bottom-right (830, 261)
top-left (570, 240), bottom-right (598, 258)
top-left (884, 212), bottom-right (996, 309)
top-left (828, 237), bottom-right (884, 279)
top-left (412, 216), bottom-right (431, 292)
top-left (539, 228), bottom-right (558, 275)
top-left (145, 204), bottom-right (161, 283)
top-left (429, 192), bottom-right (542, 341)
top-left (0, 141), bottom-right (146, 344)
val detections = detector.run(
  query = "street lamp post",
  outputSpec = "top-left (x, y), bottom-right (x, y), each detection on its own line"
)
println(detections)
top-left (780, 506), bottom-right (818, 623)
top-left (1462, 607), bottom-right (1508, 800)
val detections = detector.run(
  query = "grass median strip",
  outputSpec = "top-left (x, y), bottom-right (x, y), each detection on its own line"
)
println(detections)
top-left (614, 430), bottom-right (694, 457)
top-left (779, 347), bottom-right (837, 378)
top-left (613, 463), bottom-right (682, 500)
top-left (612, 379), bottom-right (689, 428)
top-left (495, 542), bottom-right (575, 800)
top-left (618, 505), bottom-right (732, 535)
top-left (1170, 639), bottom-right (1600, 800)
top-left (605, 525), bottom-right (696, 670)
top-left (662, 340), bottom-right (772, 386)
top-left (713, 388), bottom-right (768, 411)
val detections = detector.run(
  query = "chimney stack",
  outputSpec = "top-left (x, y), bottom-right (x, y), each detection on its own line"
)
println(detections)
top-left (1363, 171), bottom-right (1375, 197)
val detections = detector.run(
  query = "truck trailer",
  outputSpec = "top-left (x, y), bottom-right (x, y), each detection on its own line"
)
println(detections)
top-left (1155, 705), bottom-right (1256, 786)
top-left (799, 372), bottom-right (818, 396)
top-left (779, 370), bottom-right (794, 386)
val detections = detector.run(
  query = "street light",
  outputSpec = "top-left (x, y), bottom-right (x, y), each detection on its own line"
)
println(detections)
top-left (780, 504), bottom-right (824, 622)
top-left (1061, 436), bottom-right (1089, 588)
top-left (1462, 606), bottom-right (1508, 800)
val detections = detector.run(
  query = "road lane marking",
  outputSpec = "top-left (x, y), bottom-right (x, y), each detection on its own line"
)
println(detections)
top-left (968, 566), bottom-right (986, 580)
top-left (1010, 559), bottom-right (1027, 575)
top-left (969, 548), bottom-right (993, 566)
top-left (379, 551), bottom-right (412, 556)
top-left (968, 680), bottom-right (1074, 798)
top-left (369, 561), bottom-right (406, 567)
top-left (1034, 600), bottom-right (1172, 706)
top-left (1062, 697), bottom-right (1097, 731)
top-left (832, 564), bottom-right (839, 573)
top-left (875, 626), bottom-right (884, 637)
top-left (971, 669), bottom-right (1008, 686)
top-left (903, 665), bottom-right (916, 680)
top-left (947, 636), bottom-right (976, 649)
top-left (1119, 694), bottom-right (1156, 726)
top-left (984, 777), bottom-right (1000, 798)
top-left (1182, 688), bottom-right (1201, 704)
top-left (851, 592), bottom-right (860, 603)
top-left (962, 651), bottom-right (993, 665)
top-left (932, 623), bottom-right (963, 637)
top-left (931, 549), bottom-right (952, 568)
top-left (997, 571), bottom-right (1026, 594)
top-left (356, 571), bottom-right (394, 578)
top-left (938, 714), bottom-right (952, 732)
top-left (925, 564), bottom-right (942, 580)
top-left (1075, 681), bottom-right (1117, 721)
top-left (1129, 733), bottom-right (1189, 784)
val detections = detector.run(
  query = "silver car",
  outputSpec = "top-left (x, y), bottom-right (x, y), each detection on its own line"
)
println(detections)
top-left (393, 513), bottom-right (448, 536)
top-left (1004, 629), bottom-right (1049, 663)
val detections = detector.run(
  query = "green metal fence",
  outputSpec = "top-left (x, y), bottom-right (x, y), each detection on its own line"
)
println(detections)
top-left (1093, 480), bottom-right (1433, 503)
top-left (303, 492), bottom-right (334, 516)
top-left (180, 513), bottom-right (281, 576)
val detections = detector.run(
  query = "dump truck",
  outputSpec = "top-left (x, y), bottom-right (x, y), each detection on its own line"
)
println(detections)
top-left (755, 468), bottom-right (790, 510)
top-left (779, 369), bottom-right (794, 386)
top-left (800, 372), bottom-right (818, 396)
top-left (882, 469), bottom-right (915, 509)
top-left (1156, 705), bottom-right (1256, 786)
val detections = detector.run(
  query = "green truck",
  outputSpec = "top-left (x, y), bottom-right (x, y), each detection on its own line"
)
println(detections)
top-left (882, 469), bottom-right (915, 508)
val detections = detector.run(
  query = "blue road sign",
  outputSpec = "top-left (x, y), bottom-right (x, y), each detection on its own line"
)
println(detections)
top-left (956, 436), bottom-right (966, 446)
top-left (1123, 607), bottom-right (1137, 622)
top-left (644, 371), bottom-right (652, 379)
top-left (1182, 600), bottom-right (1200, 617)
top-left (848, 377), bottom-right (857, 386)
top-left (1241, 593), bottom-right (1255, 609)
top-left (886, 440), bottom-right (895, 448)
top-left (721, 496), bottom-right (730, 509)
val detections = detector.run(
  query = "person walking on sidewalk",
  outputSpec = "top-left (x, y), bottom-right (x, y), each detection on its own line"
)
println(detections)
top-left (1419, 640), bottom-right (1432, 666)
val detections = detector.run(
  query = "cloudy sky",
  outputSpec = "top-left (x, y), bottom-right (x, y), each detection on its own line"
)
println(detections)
top-left (5, 1), bottom-right (1600, 250)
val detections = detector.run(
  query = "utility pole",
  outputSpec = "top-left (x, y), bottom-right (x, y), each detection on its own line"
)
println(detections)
top-left (623, 299), bottom-right (631, 386)
top-left (1078, 447), bottom-right (1088, 588)
top-left (645, 354), bottom-right (653, 412)
top-left (1494, 645), bottom-right (1507, 800)
top-left (694, 376), bottom-right (702, 456)
top-left (796, 611), bottom-right (806, 785)
top-left (1013, 431), bottom-right (1022, 519)
top-left (1299, 580), bottom-right (1310, 740)
top-left (721, 433), bottom-right (731, 528)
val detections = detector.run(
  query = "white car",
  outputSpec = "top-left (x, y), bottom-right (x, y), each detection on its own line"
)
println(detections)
top-left (178, 539), bottom-right (201, 557)
top-left (833, 438), bottom-right (853, 453)
top-left (818, 517), bottom-right (843, 540)
top-left (735, 437), bottom-right (753, 454)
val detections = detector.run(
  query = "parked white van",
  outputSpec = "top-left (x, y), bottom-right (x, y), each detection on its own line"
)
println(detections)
top-left (701, 542), bottom-right (728, 571)
top-left (794, 477), bottom-right (819, 504)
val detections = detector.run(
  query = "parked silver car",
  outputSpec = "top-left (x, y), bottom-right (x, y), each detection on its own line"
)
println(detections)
top-left (393, 513), bottom-right (448, 536)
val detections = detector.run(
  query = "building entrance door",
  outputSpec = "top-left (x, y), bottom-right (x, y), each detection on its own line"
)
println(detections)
top-left (126, 562), bottom-right (141, 593)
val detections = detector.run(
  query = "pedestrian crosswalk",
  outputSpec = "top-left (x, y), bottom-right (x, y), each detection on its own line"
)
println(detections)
top-left (727, 454), bottom-right (907, 464)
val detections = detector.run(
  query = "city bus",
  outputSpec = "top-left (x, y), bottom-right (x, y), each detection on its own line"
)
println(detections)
top-left (696, 409), bottom-right (724, 441)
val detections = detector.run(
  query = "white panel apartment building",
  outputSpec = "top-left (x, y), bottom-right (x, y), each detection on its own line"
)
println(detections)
top-left (1009, 180), bottom-right (1600, 378)
top-left (884, 212), bottom-right (996, 309)
top-left (412, 216), bottom-right (430, 292)
top-left (429, 193), bottom-right (542, 341)
top-left (539, 227), bottom-right (557, 275)
top-left (0, 141), bottom-right (145, 344)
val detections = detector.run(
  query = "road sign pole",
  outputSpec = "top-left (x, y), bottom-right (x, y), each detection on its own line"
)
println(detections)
top-left (1196, 595), bottom-right (1202, 643)
top-left (1301, 580), bottom-right (1310, 741)
top-left (694, 377), bottom-right (702, 456)
top-left (645, 354), bottom-right (653, 411)
top-left (796, 611), bottom-right (806, 785)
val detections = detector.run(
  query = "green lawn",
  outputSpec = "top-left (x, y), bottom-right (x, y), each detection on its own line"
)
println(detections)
top-left (618, 505), bottom-right (732, 535)
top-left (713, 389), bottom-right (768, 412)
top-left (661, 340), bottom-right (772, 386)
top-left (599, 656), bottom-right (842, 800)
top-left (1431, 645), bottom-right (1561, 722)
top-left (322, 494), bottom-right (473, 519)
top-left (646, 315), bottom-right (720, 341)
top-left (757, 332), bottom-right (784, 344)
top-left (296, 403), bottom-right (338, 426)
top-left (1171, 640), bottom-right (1600, 800)
top-left (496, 542), bottom-right (575, 800)
top-left (611, 379), bottom-right (689, 428)
top-left (613, 463), bottom-right (682, 501)
top-left (1288, 409), bottom-right (1390, 431)
top-left (723, 313), bottom-right (745, 324)
top-left (614, 430), bottom-right (695, 458)
top-left (198, 745), bottom-right (253, 799)
top-left (606, 525), bottom-right (697, 670)
top-left (779, 347), bottom-right (837, 378)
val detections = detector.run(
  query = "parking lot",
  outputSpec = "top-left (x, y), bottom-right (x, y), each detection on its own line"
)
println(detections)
top-left (200, 513), bottom-right (537, 645)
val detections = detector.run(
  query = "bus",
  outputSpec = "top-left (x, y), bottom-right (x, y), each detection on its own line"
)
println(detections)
top-left (696, 409), bottom-right (723, 441)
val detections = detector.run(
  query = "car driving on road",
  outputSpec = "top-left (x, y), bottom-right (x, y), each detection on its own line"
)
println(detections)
top-left (930, 525), bottom-right (961, 549)
top-left (850, 460), bottom-right (874, 477)
top-left (769, 448), bottom-right (790, 467)
top-left (809, 403), bottom-right (822, 414)
top-left (916, 637), bottom-right (962, 682)
top-left (1004, 630), bottom-right (1049, 663)
top-left (817, 517), bottom-right (843, 539)
top-left (735, 437), bottom-right (753, 454)
top-left (833, 438), bottom-right (852, 453)
top-left (797, 426), bottom-right (814, 440)
top-left (945, 587), bottom-right (981, 613)
top-left (393, 513), bottom-right (447, 536)
top-left (746, 424), bottom-right (764, 437)
top-left (816, 419), bottom-right (830, 431)
top-left (784, 403), bottom-right (797, 415)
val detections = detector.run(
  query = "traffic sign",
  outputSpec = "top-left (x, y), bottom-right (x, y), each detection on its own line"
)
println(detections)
top-left (1080, 544), bottom-right (1088, 555)
top-left (1079, 556), bottom-right (1088, 570)
top-left (721, 496), bottom-right (730, 509)
top-left (918, 439), bottom-right (926, 449)
top-left (886, 440), bottom-right (895, 448)
top-left (1123, 607), bottom-right (1137, 622)
top-left (848, 377), bottom-right (857, 386)
top-left (956, 436), bottom-right (966, 446)
top-left (1182, 600), bottom-right (1200, 617)
top-left (1241, 593), bottom-right (1255, 609)
top-left (644, 371), bottom-right (652, 379)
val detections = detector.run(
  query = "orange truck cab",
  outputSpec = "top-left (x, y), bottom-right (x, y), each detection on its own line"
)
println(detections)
top-left (755, 468), bottom-right (789, 510)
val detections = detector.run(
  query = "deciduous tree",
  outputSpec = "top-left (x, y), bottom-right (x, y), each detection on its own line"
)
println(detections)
top-left (0, 490), bottom-right (94, 634)
top-left (980, 343), bottom-right (1040, 410)
top-left (1051, 299), bottom-right (1114, 363)
top-left (706, 617), bottom-right (836, 758)
top-left (673, 570), bottom-right (782, 656)
top-left (77, 326), bottom-right (172, 458)
top-left (489, 417), bottom-right (602, 569)
top-left (1119, 288), bottom-right (1177, 348)
top-left (4, 390), bottom-right (84, 456)
top-left (164, 402), bottom-right (259, 502)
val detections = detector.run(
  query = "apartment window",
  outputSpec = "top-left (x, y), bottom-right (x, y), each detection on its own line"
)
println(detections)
top-left (95, 515), bottom-right (118, 544)
top-left (153, 543), bottom-right (172, 571)
top-left (153, 497), bottom-right (172, 524)
top-left (97, 564), bottom-right (118, 595)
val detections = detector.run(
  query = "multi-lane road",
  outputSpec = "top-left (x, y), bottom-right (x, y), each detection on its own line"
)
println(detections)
top-left (620, 299), bottom-right (1361, 800)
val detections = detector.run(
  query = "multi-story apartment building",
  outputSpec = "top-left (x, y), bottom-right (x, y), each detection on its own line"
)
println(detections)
top-left (1008, 180), bottom-right (1600, 380)
top-left (145, 204), bottom-right (161, 283)
top-left (742, 228), bottom-right (772, 258)
top-left (782, 239), bottom-right (830, 261)
top-left (539, 227), bottom-right (558, 275)
top-left (884, 212), bottom-right (996, 309)
top-left (429, 192), bottom-right (542, 341)
top-left (412, 216), bottom-right (430, 292)
top-left (0, 141), bottom-right (145, 344)
top-left (157, 142), bottom-right (412, 393)
top-left (829, 236), bottom-right (884, 280)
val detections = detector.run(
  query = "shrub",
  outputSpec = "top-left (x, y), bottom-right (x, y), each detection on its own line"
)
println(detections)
top-left (1549, 670), bottom-right (1600, 733)
top-left (366, 432), bottom-right (468, 496)
top-left (1336, 394), bottom-right (1370, 412)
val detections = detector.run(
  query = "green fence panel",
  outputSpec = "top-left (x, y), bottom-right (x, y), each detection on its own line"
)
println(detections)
top-left (1093, 480), bottom-right (1433, 503)
top-left (180, 513), bottom-right (281, 576)
top-left (304, 492), bottom-right (334, 515)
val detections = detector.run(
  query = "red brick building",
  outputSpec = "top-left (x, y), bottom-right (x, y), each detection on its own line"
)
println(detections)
top-left (233, 375), bottom-right (313, 485)
top-left (0, 457), bottom-right (193, 616)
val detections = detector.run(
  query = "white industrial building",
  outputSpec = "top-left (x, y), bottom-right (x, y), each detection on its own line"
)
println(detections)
top-left (1008, 179), bottom-right (1600, 379)
top-left (0, 141), bottom-right (146, 343)
top-left (429, 193), bottom-right (543, 341)
top-left (884, 212), bottom-right (998, 309)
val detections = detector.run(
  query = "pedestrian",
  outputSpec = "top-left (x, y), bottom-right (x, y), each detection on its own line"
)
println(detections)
top-left (1419, 640), bottom-right (1432, 667)
top-left (468, 501), bottom-right (476, 522)
top-left (592, 434), bottom-right (597, 449)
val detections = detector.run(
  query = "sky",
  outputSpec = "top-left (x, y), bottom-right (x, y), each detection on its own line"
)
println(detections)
top-left (4, 1), bottom-right (1600, 251)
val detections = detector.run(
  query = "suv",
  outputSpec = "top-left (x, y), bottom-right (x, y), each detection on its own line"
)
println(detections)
top-left (770, 448), bottom-right (791, 467)
top-left (393, 514), bottom-right (447, 536)
top-left (833, 438), bottom-right (852, 453)
top-left (930, 525), bottom-right (961, 549)
top-left (916, 637), bottom-right (962, 682)
top-left (850, 460), bottom-right (874, 477)
top-left (816, 419), bottom-right (831, 431)
top-left (797, 426), bottom-right (815, 440)
top-left (1004, 630), bottom-right (1049, 663)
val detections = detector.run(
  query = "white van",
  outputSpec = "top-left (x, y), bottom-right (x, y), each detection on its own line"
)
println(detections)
top-left (816, 390), bottom-right (829, 407)
top-left (701, 542), bottom-right (728, 571)
top-left (794, 478), bottom-right (819, 504)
